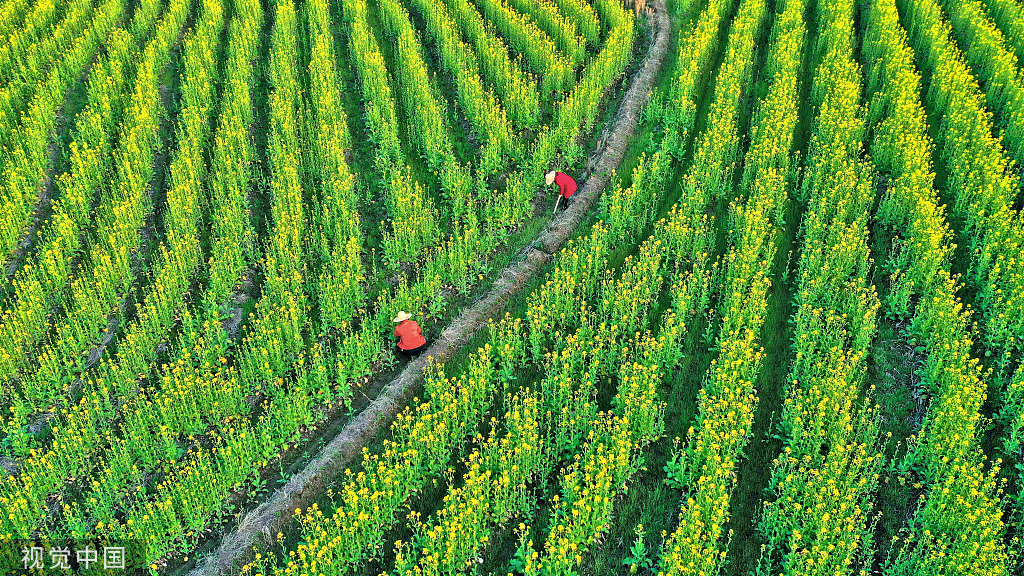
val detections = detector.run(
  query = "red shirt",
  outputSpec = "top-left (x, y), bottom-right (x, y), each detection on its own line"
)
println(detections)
top-left (394, 319), bottom-right (426, 350)
top-left (554, 172), bottom-right (577, 199)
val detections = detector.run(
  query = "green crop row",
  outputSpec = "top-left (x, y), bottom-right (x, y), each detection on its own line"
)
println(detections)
top-left (895, 0), bottom-right (1024, 365)
top-left (303, 0), bottom-right (364, 336)
top-left (753, 0), bottom-right (884, 573)
top-left (441, 0), bottom-right (540, 128)
top-left (936, 0), bottom-right (1024, 170)
top-left (405, 0), bottom-right (519, 175)
top-left (0, 0), bottom-right (126, 397)
top-left (474, 0), bottom-right (575, 95)
top-left (553, 0), bottom-right (600, 46)
top-left (0, 0), bottom-right (95, 156)
top-left (2, 0), bottom-right (190, 425)
top-left (376, 0), bottom-right (475, 220)
top-left (867, 0), bottom-right (1011, 573)
top-left (0, 0), bottom-right (32, 46)
top-left (0, 0), bottom-right (136, 451)
top-left (980, 0), bottom-right (1024, 63)
top-left (340, 0), bottom-right (440, 268)
top-left (0, 0), bottom-right (257, 544)
top-left (656, 0), bottom-right (802, 572)
top-left (506, 0), bottom-right (587, 64)
top-left (0, 0), bottom-right (125, 263)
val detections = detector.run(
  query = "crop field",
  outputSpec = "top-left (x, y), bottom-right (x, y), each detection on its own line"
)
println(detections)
top-left (0, 0), bottom-right (1022, 573)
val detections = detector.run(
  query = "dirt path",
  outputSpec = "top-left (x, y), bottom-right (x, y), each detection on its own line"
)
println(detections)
top-left (188, 3), bottom-right (670, 574)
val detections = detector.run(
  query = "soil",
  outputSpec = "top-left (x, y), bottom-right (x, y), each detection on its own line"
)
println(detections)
top-left (186, 3), bottom-right (672, 574)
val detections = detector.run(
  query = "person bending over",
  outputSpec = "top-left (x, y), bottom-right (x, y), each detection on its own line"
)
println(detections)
top-left (393, 311), bottom-right (427, 356)
top-left (546, 170), bottom-right (577, 212)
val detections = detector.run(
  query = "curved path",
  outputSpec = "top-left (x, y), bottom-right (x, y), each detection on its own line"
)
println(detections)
top-left (189, 2), bottom-right (671, 574)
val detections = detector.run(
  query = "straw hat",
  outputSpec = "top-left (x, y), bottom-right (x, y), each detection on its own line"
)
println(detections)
top-left (393, 311), bottom-right (412, 323)
top-left (545, 171), bottom-right (557, 186)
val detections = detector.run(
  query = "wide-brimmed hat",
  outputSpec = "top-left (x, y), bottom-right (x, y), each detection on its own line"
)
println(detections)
top-left (545, 171), bottom-right (557, 186)
top-left (393, 311), bottom-right (412, 323)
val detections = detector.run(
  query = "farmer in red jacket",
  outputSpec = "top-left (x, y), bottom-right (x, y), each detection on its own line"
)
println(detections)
top-left (546, 171), bottom-right (577, 212)
top-left (393, 311), bottom-right (427, 356)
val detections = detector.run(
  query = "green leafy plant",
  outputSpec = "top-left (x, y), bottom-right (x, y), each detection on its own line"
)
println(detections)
top-left (623, 524), bottom-right (654, 573)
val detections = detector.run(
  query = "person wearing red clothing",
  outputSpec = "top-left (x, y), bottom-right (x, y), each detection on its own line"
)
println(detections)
top-left (393, 311), bottom-right (427, 356)
top-left (546, 171), bottom-right (577, 211)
